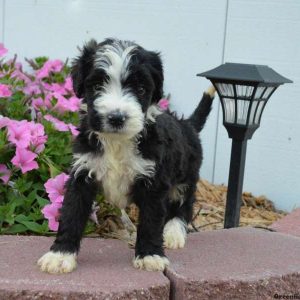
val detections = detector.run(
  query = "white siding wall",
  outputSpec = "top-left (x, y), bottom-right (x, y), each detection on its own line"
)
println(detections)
top-left (1, 0), bottom-right (299, 211)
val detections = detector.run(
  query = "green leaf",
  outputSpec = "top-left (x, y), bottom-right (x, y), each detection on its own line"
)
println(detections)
top-left (49, 163), bottom-right (61, 178)
top-left (4, 201), bottom-right (17, 225)
top-left (36, 195), bottom-right (49, 207)
top-left (15, 214), bottom-right (29, 223)
top-left (40, 220), bottom-right (50, 233)
top-left (84, 220), bottom-right (96, 235)
top-left (2, 224), bottom-right (28, 234)
top-left (15, 178), bottom-right (33, 193)
top-left (34, 56), bottom-right (49, 69)
top-left (19, 221), bottom-right (44, 233)
top-left (26, 190), bottom-right (37, 205)
top-left (32, 182), bottom-right (45, 191)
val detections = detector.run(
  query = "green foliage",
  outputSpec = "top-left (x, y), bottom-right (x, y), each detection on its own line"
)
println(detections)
top-left (0, 56), bottom-right (78, 235)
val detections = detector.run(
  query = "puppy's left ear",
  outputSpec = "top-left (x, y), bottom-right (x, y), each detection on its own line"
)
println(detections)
top-left (71, 39), bottom-right (98, 99)
top-left (147, 51), bottom-right (164, 103)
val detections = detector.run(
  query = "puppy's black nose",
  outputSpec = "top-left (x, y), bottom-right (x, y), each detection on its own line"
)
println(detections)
top-left (107, 111), bottom-right (126, 128)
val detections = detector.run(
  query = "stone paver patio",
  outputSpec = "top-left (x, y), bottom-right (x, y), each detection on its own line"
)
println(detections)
top-left (1, 222), bottom-right (300, 299)
top-left (165, 227), bottom-right (300, 299)
top-left (0, 236), bottom-right (169, 299)
top-left (270, 208), bottom-right (300, 238)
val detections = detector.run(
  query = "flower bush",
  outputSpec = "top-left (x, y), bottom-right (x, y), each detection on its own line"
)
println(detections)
top-left (0, 43), bottom-right (170, 235)
top-left (0, 43), bottom-right (82, 234)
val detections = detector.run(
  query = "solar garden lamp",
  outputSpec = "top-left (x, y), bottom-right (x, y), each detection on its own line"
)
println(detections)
top-left (198, 63), bottom-right (292, 228)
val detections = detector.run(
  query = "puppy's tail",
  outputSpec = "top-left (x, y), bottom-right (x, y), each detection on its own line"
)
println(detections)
top-left (188, 86), bottom-right (215, 132)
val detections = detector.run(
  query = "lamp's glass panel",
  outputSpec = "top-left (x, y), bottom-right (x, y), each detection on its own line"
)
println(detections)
top-left (254, 86), bottom-right (266, 99)
top-left (237, 100), bottom-right (250, 125)
top-left (262, 87), bottom-right (275, 99)
top-left (223, 98), bottom-right (235, 123)
top-left (236, 85), bottom-right (254, 98)
top-left (215, 83), bottom-right (234, 97)
top-left (254, 101), bottom-right (265, 124)
top-left (249, 101), bottom-right (258, 125)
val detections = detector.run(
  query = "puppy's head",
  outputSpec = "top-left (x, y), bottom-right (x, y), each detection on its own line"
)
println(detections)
top-left (72, 38), bottom-right (164, 139)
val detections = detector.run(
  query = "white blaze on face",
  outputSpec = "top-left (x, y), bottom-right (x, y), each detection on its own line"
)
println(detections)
top-left (93, 41), bottom-right (144, 138)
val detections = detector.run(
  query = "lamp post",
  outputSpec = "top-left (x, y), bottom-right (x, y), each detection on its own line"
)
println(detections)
top-left (198, 63), bottom-right (292, 228)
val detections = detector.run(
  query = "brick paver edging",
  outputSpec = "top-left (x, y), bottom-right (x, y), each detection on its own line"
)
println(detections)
top-left (1, 228), bottom-right (300, 299)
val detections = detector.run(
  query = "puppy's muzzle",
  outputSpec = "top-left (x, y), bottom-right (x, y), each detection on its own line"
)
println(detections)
top-left (107, 110), bottom-right (127, 129)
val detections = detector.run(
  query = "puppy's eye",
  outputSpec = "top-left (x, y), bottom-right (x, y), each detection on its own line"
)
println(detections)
top-left (137, 87), bottom-right (145, 96)
top-left (93, 84), bottom-right (102, 92)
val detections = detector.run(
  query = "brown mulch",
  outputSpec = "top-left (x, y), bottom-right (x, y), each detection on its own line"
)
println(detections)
top-left (92, 179), bottom-right (286, 244)
top-left (127, 179), bottom-right (286, 232)
top-left (190, 179), bottom-right (286, 231)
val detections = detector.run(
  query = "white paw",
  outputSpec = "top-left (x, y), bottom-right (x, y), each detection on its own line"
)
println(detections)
top-left (37, 251), bottom-right (77, 274)
top-left (133, 255), bottom-right (170, 271)
top-left (163, 217), bottom-right (187, 249)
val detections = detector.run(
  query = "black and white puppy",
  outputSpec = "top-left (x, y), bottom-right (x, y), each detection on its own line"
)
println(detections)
top-left (38, 38), bottom-right (215, 273)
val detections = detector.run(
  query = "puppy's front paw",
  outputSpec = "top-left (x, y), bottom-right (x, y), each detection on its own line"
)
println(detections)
top-left (133, 255), bottom-right (169, 271)
top-left (163, 218), bottom-right (187, 249)
top-left (37, 251), bottom-right (77, 274)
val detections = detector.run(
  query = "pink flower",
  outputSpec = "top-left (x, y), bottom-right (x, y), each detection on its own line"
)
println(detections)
top-left (43, 93), bottom-right (53, 109)
top-left (51, 83), bottom-right (66, 95)
top-left (158, 98), bottom-right (169, 111)
top-left (0, 84), bottom-right (12, 98)
top-left (36, 59), bottom-right (63, 79)
top-left (0, 116), bottom-right (11, 129)
top-left (41, 82), bottom-right (51, 90)
top-left (0, 43), bottom-right (8, 56)
top-left (44, 114), bottom-right (79, 136)
top-left (7, 120), bottom-right (31, 148)
top-left (43, 174), bottom-right (98, 231)
top-left (51, 60), bottom-right (64, 72)
top-left (43, 82), bottom-right (67, 95)
top-left (64, 76), bottom-right (73, 92)
top-left (11, 69), bottom-right (31, 84)
top-left (44, 173), bottom-right (69, 204)
top-left (43, 172), bottom-right (69, 231)
top-left (23, 81), bottom-right (41, 95)
top-left (28, 121), bottom-right (44, 136)
top-left (36, 68), bottom-right (49, 80)
top-left (0, 164), bottom-right (11, 184)
top-left (69, 96), bottom-right (81, 111)
top-left (53, 93), bottom-right (80, 113)
top-left (32, 135), bottom-right (47, 153)
top-left (52, 94), bottom-right (69, 113)
top-left (44, 114), bottom-right (69, 131)
top-left (11, 148), bottom-right (39, 174)
top-left (27, 122), bottom-right (47, 153)
top-left (68, 124), bottom-right (79, 136)
top-left (31, 97), bottom-right (45, 110)
top-left (42, 202), bottom-right (62, 231)
top-left (4, 119), bottom-right (47, 153)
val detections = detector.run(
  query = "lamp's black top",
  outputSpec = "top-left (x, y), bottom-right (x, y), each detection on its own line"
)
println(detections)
top-left (197, 62), bottom-right (292, 85)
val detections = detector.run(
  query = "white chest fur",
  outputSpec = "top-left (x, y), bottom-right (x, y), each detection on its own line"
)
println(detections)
top-left (72, 137), bottom-right (155, 209)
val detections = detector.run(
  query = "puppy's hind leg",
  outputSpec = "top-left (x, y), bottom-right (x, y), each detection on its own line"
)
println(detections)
top-left (163, 217), bottom-right (187, 249)
top-left (164, 185), bottom-right (195, 249)
top-left (38, 170), bottom-right (97, 274)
